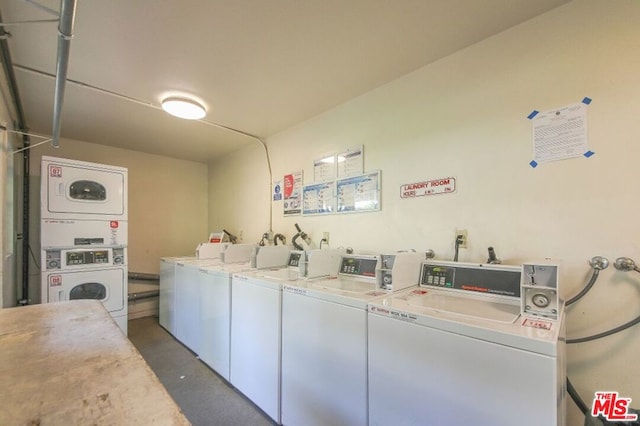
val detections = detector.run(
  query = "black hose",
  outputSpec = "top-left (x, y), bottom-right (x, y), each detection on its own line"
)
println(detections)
top-left (223, 229), bottom-right (238, 244)
top-left (567, 377), bottom-right (589, 415)
top-left (453, 236), bottom-right (463, 262)
top-left (274, 234), bottom-right (286, 246)
top-left (292, 224), bottom-right (306, 250)
top-left (292, 233), bottom-right (304, 250)
top-left (568, 314), bottom-right (640, 344)
top-left (566, 269), bottom-right (599, 306)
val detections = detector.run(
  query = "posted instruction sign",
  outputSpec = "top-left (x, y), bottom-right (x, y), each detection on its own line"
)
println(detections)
top-left (400, 177), bottom-right (456, 199)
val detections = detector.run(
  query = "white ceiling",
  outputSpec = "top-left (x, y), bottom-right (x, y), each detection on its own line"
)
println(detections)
top-left (0, 0), bottom-right (570, 162)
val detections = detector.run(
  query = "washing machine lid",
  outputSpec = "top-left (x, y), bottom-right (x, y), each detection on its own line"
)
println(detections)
top-left (399, 287), bottom-right (520, 324)
top-left (284, 276), bottom-right (388, 309)
top-left (369, 287), bottom-right (563, 356)
top-left (199, 262), bottom-right (254, 275)
top-left (245, 267), bottom-right (298, 281)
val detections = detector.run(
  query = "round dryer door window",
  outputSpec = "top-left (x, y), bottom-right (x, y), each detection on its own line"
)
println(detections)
top-left (70, 283), bottom-right (107, 300)
top-left (69, 180), bottom-right (107, 201)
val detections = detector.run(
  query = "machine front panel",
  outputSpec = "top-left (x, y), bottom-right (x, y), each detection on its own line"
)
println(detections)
top-left (46, 268), bottom-right (125, 314)
top-left (43, 160), bottom-right (126, 218)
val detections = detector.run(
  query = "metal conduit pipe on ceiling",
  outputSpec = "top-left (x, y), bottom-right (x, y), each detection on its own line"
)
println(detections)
top-left (51, 0), bottom-right (77, 148)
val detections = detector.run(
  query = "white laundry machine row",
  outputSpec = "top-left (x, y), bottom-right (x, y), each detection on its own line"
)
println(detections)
top-left (367, 260), bottom-right (566, 426)
top-left (280, 252), bottom-right (425, 426)
top-left (172, 244), bottom-right (257, 351)
top-left (41, 246), bottom-right (128, 332)
top-left (197, 245), bottom-right (293, 381)
top-left (229, 248), bottom-right (345, 424)
top-left (158, 242), bottom-right (232, 335)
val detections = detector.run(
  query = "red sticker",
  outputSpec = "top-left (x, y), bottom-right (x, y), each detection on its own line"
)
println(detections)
top-left (49, 275), bottom-right (62, 287)
top-left (49, 165), bottom-right (62, 177)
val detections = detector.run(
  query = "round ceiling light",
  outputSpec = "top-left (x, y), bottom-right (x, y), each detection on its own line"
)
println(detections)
top-left (161, 97), bottom-right (206, 120)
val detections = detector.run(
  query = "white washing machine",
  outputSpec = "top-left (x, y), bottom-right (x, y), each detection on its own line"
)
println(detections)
top-left (159, 244), bottom-right (230, 335)
top-left (174, 244), bottom-right (257, 355)
top-left (230, 248), bottom-right (344, 423)
top-left (159, 256), bottom-right (196, 336)
top-left (367, 260), bottom-right (566, 426)
top-left (196, 244), bottom-right (287, 381)
top-left (280, 252), bottom-right (424, 426)
top-left (41, 247), bottom-right (128, 333)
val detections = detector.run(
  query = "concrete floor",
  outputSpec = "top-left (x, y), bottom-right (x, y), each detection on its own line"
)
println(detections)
top-left (129, 316), bottom-right (276, 426)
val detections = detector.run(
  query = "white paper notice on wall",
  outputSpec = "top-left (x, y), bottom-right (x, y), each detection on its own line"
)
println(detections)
top-left (273, 180), bottom-right (283, 201)
top-left (302, 181), bottom-right (336, 215)
top-left (313, 154), bottom-right (337, 182)
top-left (337, 146), bottom-right (364, 178)
top-left (529, 100), bottom-right (592, 168)
top-left (283, 171), bottom-right (303, 216)
top-left (337, 170), bottom-right (380, 213)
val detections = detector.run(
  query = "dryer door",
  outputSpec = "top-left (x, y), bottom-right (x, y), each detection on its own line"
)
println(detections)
top-left (47, 268), bottom-right (126, 315)
top-left (43, 161), bottom-right (126, 217)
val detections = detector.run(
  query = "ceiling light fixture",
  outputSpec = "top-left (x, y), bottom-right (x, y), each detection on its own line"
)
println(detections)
top-left (161, 97), bottom-right (206, 120)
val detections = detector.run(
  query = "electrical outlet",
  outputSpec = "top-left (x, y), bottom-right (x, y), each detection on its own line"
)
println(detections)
top-left (455, 229), bottom-right (468, 248)
top-left (238, 229), bottom-right (244, 243)
top-left (322, 232), bottom-right (330, 245)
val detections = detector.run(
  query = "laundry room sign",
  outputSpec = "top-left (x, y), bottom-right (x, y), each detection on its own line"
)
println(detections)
top-left (400, 177), bottom-right (456, 199)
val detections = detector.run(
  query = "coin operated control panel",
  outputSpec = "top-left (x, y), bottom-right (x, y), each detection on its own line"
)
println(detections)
top-left (521, 262), bottom-right (561, 320)
top-left (44, 247), bottom-right (126, 270)
top-left (285, 249), bottom-right (344, 280)
top-left (376, 252), bottom-right (425, 292)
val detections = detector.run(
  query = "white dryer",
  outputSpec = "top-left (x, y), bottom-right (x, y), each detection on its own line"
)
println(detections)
top-left (367, 260), bottom-right (566, 426)
top-left (230, 248), bottom-right (344, 423)
top-left (41, 247), bottom-right (128, 333)
top-left (41, 156), bottom-right (128, 247)
top-left (280, 252), bottom-right (424, 426)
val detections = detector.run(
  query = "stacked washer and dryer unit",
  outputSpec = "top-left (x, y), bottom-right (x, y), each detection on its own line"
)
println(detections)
top-left (40, 156), bottom-right (128, 333)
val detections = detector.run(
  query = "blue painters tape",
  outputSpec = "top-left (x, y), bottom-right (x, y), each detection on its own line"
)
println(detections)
top-left (527, 110), bottom-right (539, 120)
top-left (582, 97), bottom-right (592, 105)
top-left (529, 160), bottom-right (538, 168)
top-left (584, 150), bottom-right (595, 158)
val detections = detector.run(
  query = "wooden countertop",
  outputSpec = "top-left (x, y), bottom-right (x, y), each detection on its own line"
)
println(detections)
top-left (0, 300), bottom-right (190, 425)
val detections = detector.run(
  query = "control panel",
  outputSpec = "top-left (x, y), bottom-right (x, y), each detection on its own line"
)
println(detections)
top-left (67, 250), bottom-right (109, 266)
top-left (288, 252), bottom-right (302, 268)
top-left (422, 265), bottom-right (454, 288)
top-left (45, 247), bottom-right (125, 269)
top-left (521, 262), bottom-right (560, 320)
top-left (339, 255), bottom-right (377, 278)
top-left (420, 262), bottom-right (521, 298)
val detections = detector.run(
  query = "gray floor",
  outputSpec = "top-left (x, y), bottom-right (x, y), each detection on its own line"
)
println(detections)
top-left (128, 316), bottom-right (276, 426)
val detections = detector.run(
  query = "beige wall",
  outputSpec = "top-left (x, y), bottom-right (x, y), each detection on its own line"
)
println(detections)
top-left (208, 1), bottom-right (640, 423)
top-left (29, 138), bottom-right (208, 302)
top-left (208, 141), bottom-right (271, 243)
